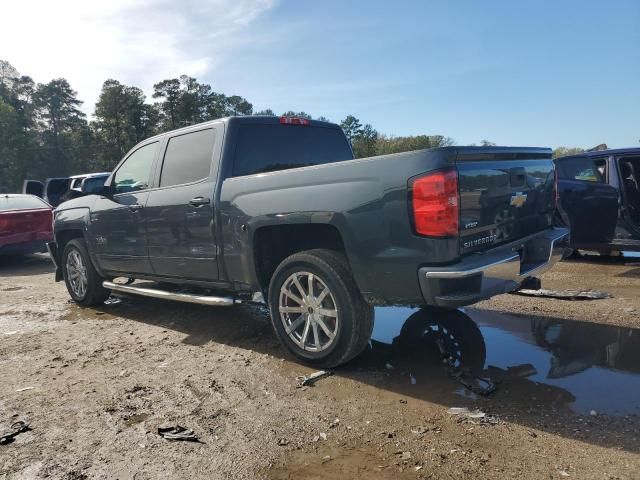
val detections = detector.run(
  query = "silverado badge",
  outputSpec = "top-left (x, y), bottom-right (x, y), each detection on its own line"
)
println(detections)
top-left (509, 192), bottom-right (527, 208)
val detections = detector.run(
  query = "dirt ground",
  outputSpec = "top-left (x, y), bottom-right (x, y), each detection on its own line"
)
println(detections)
top-left (1, 254), bottom-right (639, 479)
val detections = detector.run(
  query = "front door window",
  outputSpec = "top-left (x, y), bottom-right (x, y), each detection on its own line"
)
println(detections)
top-left (113, 142), bottom-right (158, 194)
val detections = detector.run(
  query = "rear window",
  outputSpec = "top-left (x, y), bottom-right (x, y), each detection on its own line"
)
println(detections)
top-left (232, 125), bottom-right (353, 177)
top-left (160, 128), bottom-right (217, 187)
top-left (0, 196), bottom-right (49, 211)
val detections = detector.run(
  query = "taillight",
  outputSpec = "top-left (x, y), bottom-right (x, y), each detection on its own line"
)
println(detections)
top-left (410, 169), bottom-right (459, 237)
top-left (279, 116), bottom-right (310, 126)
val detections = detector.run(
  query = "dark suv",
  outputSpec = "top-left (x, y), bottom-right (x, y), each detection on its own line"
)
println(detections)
top-left (555, 148), bottom-right (640, 254)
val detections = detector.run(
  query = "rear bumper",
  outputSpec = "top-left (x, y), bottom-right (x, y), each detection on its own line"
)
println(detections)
top-left (418, 227), bottom-right (570, 308)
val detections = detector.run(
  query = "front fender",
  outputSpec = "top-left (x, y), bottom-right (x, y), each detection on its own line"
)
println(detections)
top-left (52, 205), bottom-right (106, 279)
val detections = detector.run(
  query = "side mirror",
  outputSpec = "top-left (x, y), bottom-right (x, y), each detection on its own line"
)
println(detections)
top-left (81, 177), bottom-right (111, 196)
top-left (99, 184), bottom-right (114, 197)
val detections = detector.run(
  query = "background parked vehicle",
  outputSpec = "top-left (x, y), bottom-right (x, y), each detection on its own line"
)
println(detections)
top-left (555, 148), bottom-right (640, 255)
top-left (48, 115), bottom-right (568, 367)
top-left (22, 172), bottom-right (110, 207)
top-left (0, 194), bottom-right (53, 256)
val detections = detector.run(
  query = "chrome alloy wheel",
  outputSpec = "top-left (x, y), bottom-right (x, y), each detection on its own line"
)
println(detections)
top-left (66, 249), bottom-right (88, 298)
top-left (278, 271), bottom-right (339, 352)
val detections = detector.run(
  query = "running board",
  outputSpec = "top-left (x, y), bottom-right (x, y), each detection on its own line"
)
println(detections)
top-left (102, 281), bottom-right (240, 307)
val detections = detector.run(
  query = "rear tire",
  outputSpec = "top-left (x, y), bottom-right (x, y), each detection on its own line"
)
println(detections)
top-left (62, 239), bottom-right (110, 306)
top-left (268, 249), bottom-right (373, 368)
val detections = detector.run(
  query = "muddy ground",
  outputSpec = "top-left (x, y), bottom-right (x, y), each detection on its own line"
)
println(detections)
top-left (1, 254), bottom-right (639, 479)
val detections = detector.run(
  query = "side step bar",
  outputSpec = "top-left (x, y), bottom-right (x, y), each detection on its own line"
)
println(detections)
top-left (102, 281), bottom-right (240, 307)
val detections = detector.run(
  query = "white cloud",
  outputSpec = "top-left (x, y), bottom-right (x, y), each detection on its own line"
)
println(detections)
top-left (0, 0), bottom-right (275, 115)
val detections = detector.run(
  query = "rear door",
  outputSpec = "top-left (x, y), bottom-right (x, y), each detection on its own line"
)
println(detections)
top-left (555, 155), bottom-right (618, 247)
top-left (145, 126), bottom-right (220, 280)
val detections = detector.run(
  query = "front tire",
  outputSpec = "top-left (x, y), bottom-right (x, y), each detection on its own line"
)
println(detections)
top-left (62, 239), bottom-right (110, 306)
top-left (268, 249), bottom-right (373, 368)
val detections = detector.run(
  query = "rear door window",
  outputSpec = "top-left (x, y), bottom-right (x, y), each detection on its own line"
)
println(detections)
top-left (232, 125), bottom-right (353, 177)
top-left (556, 156), bottom-right (605, 183)
top-left (0, 196), bottom-right (50, 211)
top-left (160, 128), bottom-right (216, 187)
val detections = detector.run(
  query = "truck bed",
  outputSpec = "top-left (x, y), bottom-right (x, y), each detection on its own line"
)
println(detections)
top-left (219, 146), bottom-right (557, 304)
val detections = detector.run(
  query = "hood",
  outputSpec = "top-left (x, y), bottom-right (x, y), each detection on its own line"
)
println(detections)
top-left (54, 194), bottom-right (98, 213)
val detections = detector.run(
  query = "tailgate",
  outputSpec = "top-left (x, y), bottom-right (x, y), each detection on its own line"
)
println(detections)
top-left (456, 148), bottom-right (555, 255)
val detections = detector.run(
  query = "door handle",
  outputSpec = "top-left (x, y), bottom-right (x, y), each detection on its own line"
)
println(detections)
top-left (128, 203), bottom-right (144, 212)
top-left (189, 197), bottom-right (210, 207)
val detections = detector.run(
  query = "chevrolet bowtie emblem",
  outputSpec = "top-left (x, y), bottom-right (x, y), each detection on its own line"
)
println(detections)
top-left (510, 192), bottom-right (527, 208)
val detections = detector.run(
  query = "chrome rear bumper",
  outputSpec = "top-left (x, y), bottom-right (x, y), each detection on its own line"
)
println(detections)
top-left (418, 227), bottom-right (570, 307)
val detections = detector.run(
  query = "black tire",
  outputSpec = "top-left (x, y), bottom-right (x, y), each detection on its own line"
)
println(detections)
top-left (62, 238), bottom-right (110, 306)
top-left (268, 249), bottom-right (373, 368)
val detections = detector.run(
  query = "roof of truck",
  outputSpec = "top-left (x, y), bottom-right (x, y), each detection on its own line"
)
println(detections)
top-left (141, 115), bottom-right (340, 143)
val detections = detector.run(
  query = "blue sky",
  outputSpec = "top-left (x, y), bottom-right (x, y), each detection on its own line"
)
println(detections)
top-left (213, 1), bottom-right (639, 148)
top-left (3, 0), bottom-right (639, 148)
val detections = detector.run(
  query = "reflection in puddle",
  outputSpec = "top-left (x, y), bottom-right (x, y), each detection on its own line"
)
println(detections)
top-left (367, 306), bottom-right (640, 415)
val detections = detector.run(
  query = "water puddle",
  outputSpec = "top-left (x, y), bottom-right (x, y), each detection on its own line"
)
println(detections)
top-left (361, 306), bottom-right (640, 416)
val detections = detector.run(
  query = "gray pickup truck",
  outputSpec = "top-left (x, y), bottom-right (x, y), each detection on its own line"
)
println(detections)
top-left (48, 116), bottom-right (569, 367)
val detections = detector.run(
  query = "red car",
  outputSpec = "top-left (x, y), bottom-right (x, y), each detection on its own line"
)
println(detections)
top-left (0, 194), bottom-right (53, 256)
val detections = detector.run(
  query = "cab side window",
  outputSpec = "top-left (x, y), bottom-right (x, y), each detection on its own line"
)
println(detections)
top-left (113, 142), bottom-right (158, 194)
top-left (556, 156), bottom-right (605, 183)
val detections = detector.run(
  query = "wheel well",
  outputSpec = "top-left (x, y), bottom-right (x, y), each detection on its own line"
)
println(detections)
top-left (56, 229), bottom-right (84, 256)
top-left (253, 224), bottom-right (347, 291)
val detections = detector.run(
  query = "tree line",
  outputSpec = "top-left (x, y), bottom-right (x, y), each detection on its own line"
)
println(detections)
top-left (0, 59), bottom-right (588, 192)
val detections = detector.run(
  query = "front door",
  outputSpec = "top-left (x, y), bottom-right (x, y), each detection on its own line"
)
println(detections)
top-left (145, 127), bottom-right (219, 280)
top-left (556, 155), bottom-right (618, 247)
top-left (90, 141), bottom-right (159, 275)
